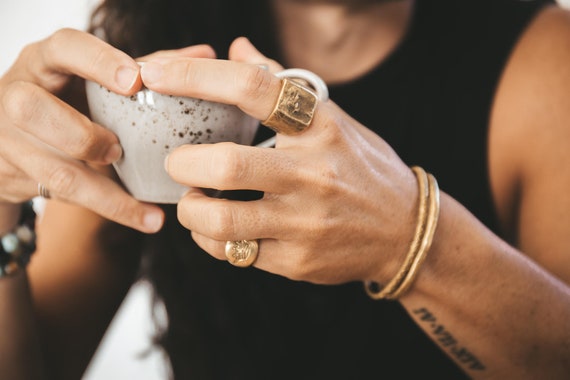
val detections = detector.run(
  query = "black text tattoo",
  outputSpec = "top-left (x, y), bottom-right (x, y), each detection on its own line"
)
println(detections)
top-left (413, 307), bottom-right (486, 371)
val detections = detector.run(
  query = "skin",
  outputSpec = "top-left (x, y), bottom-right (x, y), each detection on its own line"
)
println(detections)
top-left (0, 35), bottom-right (213, 378)
top-left (1, 0), bottom-right (570, 379)
top-left (0, 30), bottom-right (164, 234)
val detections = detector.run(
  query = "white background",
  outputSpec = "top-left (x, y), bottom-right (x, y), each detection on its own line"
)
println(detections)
top-left (1, 1), bottom-right (569, 379)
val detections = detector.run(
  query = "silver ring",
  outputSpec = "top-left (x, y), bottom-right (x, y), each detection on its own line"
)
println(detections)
top-left (38, 183), bottom-right (51, 199)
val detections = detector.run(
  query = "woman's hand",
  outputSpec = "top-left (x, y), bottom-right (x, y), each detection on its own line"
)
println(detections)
top-left (0, 28), bottom-right (166, 233)
top-left (145, 37), bottom-right (419, 284)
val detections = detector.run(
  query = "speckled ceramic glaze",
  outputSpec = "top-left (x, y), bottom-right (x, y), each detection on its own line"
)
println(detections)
top-left (85, 81), bottom-right (259, 203)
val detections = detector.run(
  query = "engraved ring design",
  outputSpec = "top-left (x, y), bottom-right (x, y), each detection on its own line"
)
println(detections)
top-left (225, 239), bottom-right (259, 268)
top-left (260, 68), bottom-right (329, 138)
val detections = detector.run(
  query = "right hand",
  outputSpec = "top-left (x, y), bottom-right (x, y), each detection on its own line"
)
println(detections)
top-left (0, 28), bottom-right (170, 233)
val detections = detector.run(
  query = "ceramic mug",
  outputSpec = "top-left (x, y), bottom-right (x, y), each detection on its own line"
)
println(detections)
top-left (85, 67), bottom-right (328, 203)
top-left (85, 80), bottom-right (259, 203)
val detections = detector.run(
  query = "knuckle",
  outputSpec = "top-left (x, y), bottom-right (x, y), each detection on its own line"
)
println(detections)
top-left (315, 164), bottom-right (342, 198)
top-left (17, 42), bottom-right (38, 65)
top-left (103, 196), bottom-right (139, 225)
top-left (86, 46), bottom-right (109, 76)
top-left (70, 124), bottom-right (99, 158)
top-left (210, 144), bottom-right (249, 188)
top-left (2, 81), bottom-right (40, 126)
top-left (318, 112), bottom-right (346, 147)
top-left (46, 164), bottom-right (79, 199)
top-left (297, 160), bottom-right (341, 199)
top-left (46, 28), bottom-right (75, 54)
top-left (287, 252), bottom-right (315, 280)
top-left (208, 203), bottom-right (236, 240)
top-left (182, 60), bottom-right (198, 88)
top-left (176, 199), bottom-right (194, 230)
top-left (240, 66), bottom-right (273, 99)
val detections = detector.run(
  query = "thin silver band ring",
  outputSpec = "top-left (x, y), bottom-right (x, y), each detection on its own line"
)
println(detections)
top-left (38, 183), bottom-right (51, 199)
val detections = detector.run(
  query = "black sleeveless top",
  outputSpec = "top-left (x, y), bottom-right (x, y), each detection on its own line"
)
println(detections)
top-left (145, 1), bottom-right (552, 379)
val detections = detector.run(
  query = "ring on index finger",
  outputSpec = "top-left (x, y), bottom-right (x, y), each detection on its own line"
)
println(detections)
top-left (261, 69), bottom-right (328, 136)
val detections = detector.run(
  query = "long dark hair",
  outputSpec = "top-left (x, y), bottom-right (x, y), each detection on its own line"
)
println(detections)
top-left (89, 1), bottom-right (278, 379)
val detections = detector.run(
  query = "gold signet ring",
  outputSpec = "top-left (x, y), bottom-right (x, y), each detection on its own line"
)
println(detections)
top-left (261, 69), bottom-right (328, 136)
top-left (225, 240), bottom-right (259, 267)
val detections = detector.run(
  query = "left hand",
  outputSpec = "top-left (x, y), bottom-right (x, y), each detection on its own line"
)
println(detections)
top-left (141, 37), bottom-right (419, 285)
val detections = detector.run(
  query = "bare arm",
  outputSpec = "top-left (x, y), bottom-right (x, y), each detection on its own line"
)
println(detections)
top-left (29, 197), bottom-right (145, 379)
top-left (0, 196), bottom-right (145, 380)
top-left (400, 5), bottom-right (570, 378)
top-left (0, 202), bottom-right (44, 379)
top-left (0, 28), bottom-right (165, 379)
top-left (0, 31), bottom-right (224, 378)
top-left (0, 271), bottom-right (45, 380)
top-left (401, 195), bottom-right (570, 378)
top-left (142, 29), bottom-right (570, 379)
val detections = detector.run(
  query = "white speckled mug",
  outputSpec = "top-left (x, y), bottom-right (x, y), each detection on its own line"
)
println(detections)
top-left (85, 81), bottom-right (259, 204)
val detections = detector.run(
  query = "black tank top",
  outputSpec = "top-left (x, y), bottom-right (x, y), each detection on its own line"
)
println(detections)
top-left (148, 1), bottom-right (552, 378)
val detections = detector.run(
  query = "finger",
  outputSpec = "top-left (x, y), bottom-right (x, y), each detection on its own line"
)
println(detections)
top-left (2, 81), bottom-right (122, 164)
top-left (228, 37), bottom-right (283, 73)
top-left (166, 142), bottom-right (297, 192)
top-left (190, 232), bottom-right (227, 261)
top-left (177, 188), bottom-right (280, 241)
top-left (0, 156), bottom-right (36, 203)
top-left (140, 57), bottom-right (281, 121)
top-left (2, 133), bottom-right (164, 233)
top-left (137, 44), bottom-right (217, 62)
top-left (191, 231), bottom-right (291, 274)
top-left (15, 28), bottom-right (140, 95)
top-left (191, 232), bottom-right (266, 262)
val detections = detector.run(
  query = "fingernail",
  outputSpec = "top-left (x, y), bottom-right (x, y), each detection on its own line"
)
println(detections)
top-left (105, 143), bottom-right (123, 163)
top-left (141, 62), bottom-right (163, 84)
top-left (163, 154), bottom-right (170, 172)
top-left (143, 210), bottom-right (164, 232)
top-left (115, 65), bottom-right (139, 90)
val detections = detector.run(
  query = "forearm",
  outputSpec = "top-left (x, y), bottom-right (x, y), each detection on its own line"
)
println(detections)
top-left (0, 203), bottom-right (46, 379)
top-left (399, 194), bottom-right (570, 379)
top-left (0, 272), bottom-right (46, 380)
top-left (29, 200), bottom-right (145, 379)
top-left (0, 202), bottom-right (21, 234)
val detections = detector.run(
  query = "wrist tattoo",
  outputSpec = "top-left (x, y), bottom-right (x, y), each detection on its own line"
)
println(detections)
top-left (413, 307), bottom-right (486, 371)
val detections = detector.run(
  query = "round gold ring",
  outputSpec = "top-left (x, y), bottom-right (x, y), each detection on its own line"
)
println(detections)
top-left (225, 239), bottom-right (259, 268)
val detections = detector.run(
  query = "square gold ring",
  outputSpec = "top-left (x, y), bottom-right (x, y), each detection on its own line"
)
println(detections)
top-left (261, 78), bottom-right (319, 135)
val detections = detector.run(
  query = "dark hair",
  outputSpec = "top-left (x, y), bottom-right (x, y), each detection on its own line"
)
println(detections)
top-left (89, 2), bottom-right (278, 378)
top-left (90, 0), bottom-right (278, 59)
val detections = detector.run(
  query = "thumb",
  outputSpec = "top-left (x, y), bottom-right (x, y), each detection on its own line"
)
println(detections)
top-left (228, 37), bottom-right (284, 73)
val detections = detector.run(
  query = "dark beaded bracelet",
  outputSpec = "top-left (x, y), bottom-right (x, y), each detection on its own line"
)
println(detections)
top-left (0, 201), bottom-right (37, 278)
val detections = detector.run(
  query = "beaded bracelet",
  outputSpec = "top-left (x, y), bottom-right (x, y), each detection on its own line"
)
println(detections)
top-left (0, 201), bottom-right (37, 278)
top-left (364, 166), bottom-right (440, 300)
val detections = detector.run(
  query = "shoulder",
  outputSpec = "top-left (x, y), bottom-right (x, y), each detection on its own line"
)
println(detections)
top-left (489, 4), bottom-right (570, 277)
top-left (490, 4), bottom-right (570, 190)
top-left (490, 5), bottom-right (570, 137)
top-left (505, 4), bottom-right (570, 67)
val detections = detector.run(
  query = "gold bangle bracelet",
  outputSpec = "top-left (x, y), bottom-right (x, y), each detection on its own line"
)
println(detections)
top-left (388, 172), bottom-right (440, 299)
top-left (364, 166), bottom-right (430, 300)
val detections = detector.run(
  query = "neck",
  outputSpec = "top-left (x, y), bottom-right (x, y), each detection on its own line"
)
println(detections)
top-left (272, 0), bottom-right (414, 84)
